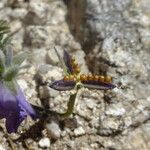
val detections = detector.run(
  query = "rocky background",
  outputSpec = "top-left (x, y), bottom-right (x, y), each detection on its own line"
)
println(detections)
top-left (0, 0), bottom-right (150, 149)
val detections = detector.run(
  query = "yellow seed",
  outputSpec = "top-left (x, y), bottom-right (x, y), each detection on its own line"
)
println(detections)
top-left (63, 76), bottom-right (70, 81)
top-left (80, 74), bottom-right (87, 81)
top-left (104, 76), bottom-right (112, 83)
top-left (71, 57), bottom-right (75, 63)
top-left (72, 62), bottom-right (78, 69)
top-left (88, 74), bottom-right (93, 81)
top-left (74, 67), bottom-right (80, 74)
top-left (94, 75), bottom-right (99, 81)
top-left (99, 76), bottom-right (104, 82)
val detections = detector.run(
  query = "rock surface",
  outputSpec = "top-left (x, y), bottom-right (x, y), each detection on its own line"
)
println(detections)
top-left (0, 0), bottom-right (149, 150)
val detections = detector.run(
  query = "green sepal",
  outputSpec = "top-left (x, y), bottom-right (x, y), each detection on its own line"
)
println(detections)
top-left (0, 50), bottom-right (5, 74)
top-left (12, 51), bottom-right (27, 66)
top-left (0, 20), bottom-right (10, 49)
top-left (5, 47), bottom-right (13, 67)
top-left (0, 36), bottom-right (11, 49)
top-left (0, 20), bottom-right (10, 35)
top-left (54, 47), bottom-right (69, 75)
top-left (4, 79), bottom-right (18, 95)
top-left (3, 65), bottom-right (20, 81)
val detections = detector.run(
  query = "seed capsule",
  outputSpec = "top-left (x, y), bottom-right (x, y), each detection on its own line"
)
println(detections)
top-left (94, 75), bottom-right (99, 81)
top-left (99, 76), bottom-right (104, 82)
top-left (71, 57), bottom-right (75, 64)
top-left (88, 74), bottom-right (93, 81)
top-left (74, 67), bottom-right (80, 74)
top-left (104, 76), bottom-right (112, 83)
top-left (80, 74), bottom-right (87, 81)
top-left (63, 76), bottom-right (70, 81)
top-left (72, 62), bottom-right (78, 69)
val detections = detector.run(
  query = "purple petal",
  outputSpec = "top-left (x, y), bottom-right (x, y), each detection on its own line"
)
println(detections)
top-left (0, 107), bottom-right (6, 119)
top-left (0, 81), bottom-right (37, 133)
top-left (82, 80), bottom-right (116, 90)
top-left (15, 86), bottom-right (37, 119)
top-left (5, 111), bottom-right (26, 133)
top-left (49, 79), bottom-right (76, 91)
top-left (63, 50), bottom-right (74, 74)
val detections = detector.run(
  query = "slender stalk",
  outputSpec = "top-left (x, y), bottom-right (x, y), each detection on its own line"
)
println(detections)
top-left (59, 85), bottom-right (80, 118)
top-left (59, 92), bottom-right (77, 118)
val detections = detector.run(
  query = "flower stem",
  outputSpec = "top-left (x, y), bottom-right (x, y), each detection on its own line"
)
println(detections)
top-left (59, 85), bottom-right (80, 118)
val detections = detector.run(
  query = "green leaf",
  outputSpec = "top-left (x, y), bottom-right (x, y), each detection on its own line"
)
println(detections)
top-left (5, 47), bottom-right (13, 67)
top-left (3, 65), bottom-right (19, 81)
top-left (54, 47), bottom-right (69, 75)
top-left (0, 50), bottom-right (5, 74)
top-left (0, 20), bottom-right (10, 34)
top-left (12, 51), bottom-right (28, 66)
top-left (0, 20), bottom-right (10, 49)
top-left (0, 36), bottom-right (11, 50)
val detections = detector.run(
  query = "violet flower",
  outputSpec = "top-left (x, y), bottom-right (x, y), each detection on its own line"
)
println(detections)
top-left (0, 81), bottom-right (36, 133)
top-left (0, 48), bottom-right (37, 133)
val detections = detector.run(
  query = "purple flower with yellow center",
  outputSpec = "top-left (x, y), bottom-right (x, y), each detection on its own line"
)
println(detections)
top-left (50, 48), bottom-right (116, 91)
top-left (0, 49), bottom-right (37, 133)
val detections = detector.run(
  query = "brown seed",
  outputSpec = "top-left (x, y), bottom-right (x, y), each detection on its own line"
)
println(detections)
top-left (94, 75), bottom-right (99, 81)
top-left (72, 62), bottom-right (78, 69)
top-left (74, 67), bottom-right (80, 74)
top-left (99, 76), bottom-right (104, 82)
top-left (71, 57), bottom-right (75, 64)
top-left (104, 76), bottom-right (112, 83)
top-left (63, 76), bottom-right (70, 81)
top-left (88, 74), bottom-right (93, 81)
top-left (80, 74), bottom-right (87, 81)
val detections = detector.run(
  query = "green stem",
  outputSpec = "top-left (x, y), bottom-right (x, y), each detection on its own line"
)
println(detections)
top-left (59, 85), bottom-right (80, 118)
top-left (59, 92), bottom-right (77, 118)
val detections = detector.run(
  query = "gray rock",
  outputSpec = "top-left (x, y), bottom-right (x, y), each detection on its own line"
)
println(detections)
top-left (105, 103), bottom-right (126, 117)
top-left (46, 0), bottom-right (66, 25)
top-left (0, 2), bottom-right (5, 9)
top-left (74, 126), bottom-right (86, 136)
top-left (66, 0), bottom-right (150, 149)
top-left (28, 49), bottom-right (47, 65)
top-left (0, 145), bottom-right (6, 150)
top-left (0, 0), bottom-right (149, 149)
top-left (36, 64), bottom-right (63, 83)
top-left (0, 7), bottom-right (12, 20)
top-left (10, 21), bottom-right (24, 53)
top-left (10, 8), bottom-right (28, 19)
top-left (39, 85), bottom-right (50, 99)
top-left (38, 137), bottom-right (50, 148)
top-left (45, 121), bottom-right (61, 139)
top-left (24, 1), bottom-right (49, 25)
top-left (25, 26), bottom-right (50, 48)
top-left (46, 48), bottom-right (59, 65)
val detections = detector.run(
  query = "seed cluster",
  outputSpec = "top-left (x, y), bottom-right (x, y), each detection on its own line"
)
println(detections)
top-left (80, 74), bottom-right (112, 83)
top-left (64, 54), bottom-right (113, 84)
top-left (70, 57), bottom-right (80, 74)
top-left (63, 74), bottom-right (112, 83)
